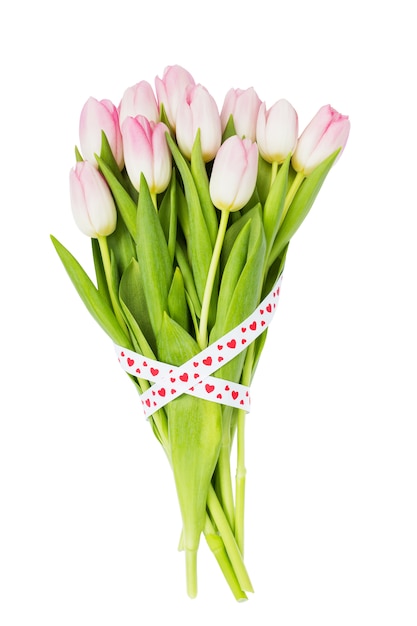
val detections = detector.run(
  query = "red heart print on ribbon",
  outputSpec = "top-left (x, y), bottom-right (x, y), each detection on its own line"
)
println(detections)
top-left (115, 275), bottom-right (282, 418)
top-left (116, 346), bottom-right (251, 415)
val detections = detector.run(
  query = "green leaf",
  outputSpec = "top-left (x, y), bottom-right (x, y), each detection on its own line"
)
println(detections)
top-left (166, 133), bottom-right (213, 307)
top-left (119, 297), bottom-right (156, 360)
top-left (159, 102), bottom-right (174, 134)
top-left (136, 174), bottom-right (173, 336)
top-left (75, 145), bottom-right (83, 162)
top-left (191, 131), bottom-right (218, 247)
top-left (268, 150), bottom-right (339, 266)
top-left (263, 154), bottom-right (290, 259)
top-left (175, 180), bottom-right (190, 242)
top-left (216, 221), bottom-right (252, 328)
top-left (174, 241), bottom-right (202, 319)
top-left (168, 267), bottom-right (191, 333)
top-left (158, 168), bottom-right (178, 263)
top-left (211, 206), bottom-right (266, 383)
top-left (109, 247), bottom-right (122, 316)
top-left (99, 131), bottom-right (124, 184)
top-left (256, 154), bottom-right (272, 206)
top-left (221, 115), bottom-right (237, 142)
top-left (91, 238), bottom-right (111, 308)
top-left (253, 243), bottom-right (289, 375)
top-left (107, 212), bottom-right (136, 276)
top-left (50, 235), bottom-right (130, 347)
top-left (221, 203), bottom-right (262, 270)
top-left (262, 243), bottom-right (288, 299)
top-left (119, 258), bottom-right (156, 354)
top-left (96, 156), bottom-right (138, 241)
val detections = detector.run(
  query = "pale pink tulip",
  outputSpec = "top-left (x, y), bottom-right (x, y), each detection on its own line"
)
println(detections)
top-left (292, 104), bottom-right (350, 175)
top-left (176, 84), bottom-right (222, 162)
top-left (118, 80), bottom-right (159, 126)
top-left (220, 87), bottom-right (261, 141)
top-left (121, 116), bottom-right (172, 194)
top-left (79, 97), bottom-right (124, 169)
top-left (256, 99), bottom-right (298, 164)
top-left (209, 136), bottom-right (259, 212)
top-left (155, 64), bottom-right (195, 130)
top-left (69, 161), bottom-right (117, 238)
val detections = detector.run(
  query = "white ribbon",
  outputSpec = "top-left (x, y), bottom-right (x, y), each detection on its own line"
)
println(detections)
top-left (115, 275), bottom-right (282, 418)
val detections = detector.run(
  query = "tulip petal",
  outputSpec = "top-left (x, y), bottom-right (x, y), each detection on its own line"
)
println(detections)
top-left (209, 136), bottom-right (258, 212)
top-left (69, 161), bottom-right (117, 238)
top-left (292, 104), bottom-right (350, 174)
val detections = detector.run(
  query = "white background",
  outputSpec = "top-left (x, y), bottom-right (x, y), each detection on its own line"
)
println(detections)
top-left (1, 1), bottom-right (416, 624)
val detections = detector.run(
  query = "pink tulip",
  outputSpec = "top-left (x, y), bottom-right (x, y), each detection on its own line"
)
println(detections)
top-left (79, 97), bottom-right (124, 170)
top-left (256, 99), bottom-right (298, 164)
top-left (69, 161), bottom-right (117, 238)
top-left (118, 80), bottom-right (159, 126)
top-left (155, 64), bottom-right (196, 130)
top-left (176, 84), bottom-right (222, 162)
top-left (209, 136), bottom-right (259, 212)
top-left (121, 115), bottom-right (172, 194)
top-left (220, 87), bottom-right (261, 141)
top-left (292, 104), bottom-right (350, 175)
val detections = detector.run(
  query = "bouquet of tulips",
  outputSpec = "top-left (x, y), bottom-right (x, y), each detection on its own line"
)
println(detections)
top-left (51, 64), bottom-right (350, 600)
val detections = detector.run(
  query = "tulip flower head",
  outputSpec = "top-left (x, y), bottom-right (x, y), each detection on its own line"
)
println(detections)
top-left (256, 99), bottom-right (298, 164)
top-left (155, 64), bottom-right (196, 130)
top-left (220, 87), bottom-right (261, 142)
top-left (176, 84), bottom-right (222, 162)
top-left (79, 97), bottom-right (124, 170)
top-left (118, 80), bottom-right (160, 126)
top-left (209, 136), bottom-right (259, 212)
top-left (292, 104), bottom-right (350, 175)
top-left (121, 115), bottom-right (172, 194)
top-left (69, 161), bottom-right (117, 238)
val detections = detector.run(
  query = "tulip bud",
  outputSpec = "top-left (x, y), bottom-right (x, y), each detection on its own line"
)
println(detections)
top-left (256, 99), bottom-right (298, 164)
top-left (69, 161), bottom-right (117, 238)
top-left (292, 104), bottom-right (350, 175)
top-left (155, 64), bottom-right (196, 130)
top-left (176, 84), bottom-right (222, 162)
top-left (220, 87), bottom-right (261, 141)
top-left (118, 80), bottom-right (159, 126)
top-left (79, 97), bottom-right (124, 170)
top-left (209, 136), bottom-right (258, 212)
top-left (121, 115), bottom-right (172, 194)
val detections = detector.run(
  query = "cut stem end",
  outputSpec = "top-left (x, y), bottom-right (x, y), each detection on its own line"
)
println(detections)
top-left (185, 549), bottom-right (198, 599)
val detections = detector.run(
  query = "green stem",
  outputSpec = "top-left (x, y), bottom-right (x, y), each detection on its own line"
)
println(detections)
top-left (278, 171), bottom-right (305, 227)
top-left (146, 402), bottom-right (170, 454)
top-left (270, 161), bottom-right (278, 188)
top-left (142, 400), bottom-right (248, 600)
top-left (150, 191), bottom-right (157, 210)
top-left (235, 342), bottom-right (255, 556)
top-left (185, 549), bottom-right (198, 599)
top-left (198, 209), bottom-right (230, 349)
top-left (215, 407), bottom-right (235, 532)
top-left (207, 485), bottom-right (254, 593)
top-left (97, 235), bottom-right (128, 334)
top-left (235, 409), bottom-right (246, 555)
top-left (204, 517), bottom-right (247, 602)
